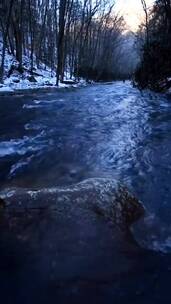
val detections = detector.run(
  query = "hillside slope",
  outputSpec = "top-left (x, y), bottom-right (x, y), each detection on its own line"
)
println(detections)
top-left (0, 43), bottom-right (84, 93)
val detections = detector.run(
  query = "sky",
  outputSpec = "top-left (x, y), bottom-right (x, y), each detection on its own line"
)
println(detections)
top-left (115, 0), bottom-right (155, 31)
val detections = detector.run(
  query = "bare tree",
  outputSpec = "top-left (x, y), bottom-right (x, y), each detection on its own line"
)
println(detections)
top-left (0, 0), bottom-right (14, 83)
top-left (141, 0), bottom-right (149, 47)
top-left (0, 0), bottom-right (126, 84)
top-left (56, 0), bottom-right (67, 85)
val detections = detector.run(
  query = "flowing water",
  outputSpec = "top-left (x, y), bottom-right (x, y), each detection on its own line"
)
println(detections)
top-left (1, 82), bottom-right (171, 303)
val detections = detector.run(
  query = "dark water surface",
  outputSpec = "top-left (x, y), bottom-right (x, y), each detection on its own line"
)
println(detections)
top-left (1, 82), bottom-right (171, 303)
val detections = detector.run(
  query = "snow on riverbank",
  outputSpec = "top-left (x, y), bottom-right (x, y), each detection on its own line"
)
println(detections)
top-left (0, 75), bottom-right (86, 93)
top-left (0, 42), bottom-right (86, 93)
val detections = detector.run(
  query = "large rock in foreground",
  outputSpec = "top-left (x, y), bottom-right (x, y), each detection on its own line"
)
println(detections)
top-left (0, 178), bottom-right (146, 304)
top-left (1, 178), bottom-right (144, 228)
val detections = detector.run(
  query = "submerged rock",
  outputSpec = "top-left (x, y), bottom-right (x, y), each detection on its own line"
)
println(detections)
top-left (0, 178), bottom-right (146, 303)
top-left (0, 198), bottom-right (5, 210)
top-left (0, 178), bottom-right (144, 227)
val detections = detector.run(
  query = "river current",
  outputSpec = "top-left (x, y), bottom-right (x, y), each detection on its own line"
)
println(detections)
top-left (1, 82), bottom-right (171, 303)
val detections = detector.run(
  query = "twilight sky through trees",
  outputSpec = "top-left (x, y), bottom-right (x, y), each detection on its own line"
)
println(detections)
top-left (116, 0), bottom-right (154, 31)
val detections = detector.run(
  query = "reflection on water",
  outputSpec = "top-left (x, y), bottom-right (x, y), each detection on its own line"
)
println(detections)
top-left (1, 81), bottom-right (171, 252)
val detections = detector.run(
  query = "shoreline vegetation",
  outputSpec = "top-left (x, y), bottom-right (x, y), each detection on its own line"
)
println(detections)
top-left (135, 0), bottom-right (171, 92)
top-left (0, 1), bottom-right (171, 94)
top-left (0, 1), bottom-right (137, 95)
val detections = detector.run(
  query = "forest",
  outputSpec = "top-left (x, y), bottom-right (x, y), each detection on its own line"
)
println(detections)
top-left (0, 0), bottom-right (171, 90)
top-left (135, 0), bottom-right (171, 91)
top-left (0, 0), bottom-right (139, 88)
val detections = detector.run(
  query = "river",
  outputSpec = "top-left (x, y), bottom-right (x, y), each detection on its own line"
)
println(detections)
top-left (0, 81), bottom-right (171, 303)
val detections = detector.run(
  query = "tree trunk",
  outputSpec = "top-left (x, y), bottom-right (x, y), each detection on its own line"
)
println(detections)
top-left (56, 0), bottom-right (67, 86)
top-left (0, 0), bottom-right (14, 83)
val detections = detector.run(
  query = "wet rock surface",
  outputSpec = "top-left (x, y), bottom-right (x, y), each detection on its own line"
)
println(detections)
top-left (1, 178), bottom-right (144, 227)
top-left (0, 178), bottom-right (146, 304)
top-left (0, 181), bottom-right (170, 304)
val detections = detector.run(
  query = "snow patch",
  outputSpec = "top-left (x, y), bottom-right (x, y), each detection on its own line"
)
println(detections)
top-left (0, 41), bottom-right (86, 93)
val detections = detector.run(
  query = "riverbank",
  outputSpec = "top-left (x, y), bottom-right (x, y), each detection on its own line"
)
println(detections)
top-left (0, 41), bottom-right (87, 97)
top-left (0, 80), bottom-right (87, 97)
